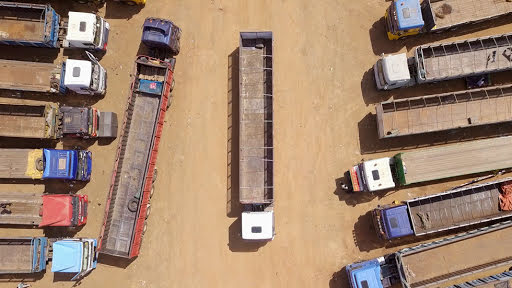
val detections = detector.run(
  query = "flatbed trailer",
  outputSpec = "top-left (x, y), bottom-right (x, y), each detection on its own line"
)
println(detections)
top-left (376, 84), bottom-right (512, 138)
top-left (346, 136), bottom-right (512, 192)
top-left (347, 221), bottom-right (512, 288)
top-left (0, 237), bottom-right (48, 274)
top-left (374, 33), bottom-right (512, 90)
top-left (0, 102), bottom-right (117, 139)
top-left (239, 31), bottom-right (274, 241)
top-left (98, 56), bottom-right (175, 259)
top-left (373, 178), bottom-right (512, 240)
top-left (385, 0), bottom-right (512, 40)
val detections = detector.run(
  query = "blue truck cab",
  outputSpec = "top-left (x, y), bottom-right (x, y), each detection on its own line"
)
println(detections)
top-left (372, 204), bottom-right (414, 240)
top-left (42, 149), bottom-right (92, 181)
top-left (347, 256), bottom-right (400, 288)
top-left (51, 239), bottom-right (98, 280)
top-left (141, 17), bottom-right (181, 55)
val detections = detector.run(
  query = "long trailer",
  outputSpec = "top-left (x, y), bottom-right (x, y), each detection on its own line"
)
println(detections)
top-left (0, 57), bottom-right (106, 95)
top-left (0, 193), bottom-right (87, 227)
top-left (0, 1), bottom-right (109, 50)
top-left (0, 237), bottom-right (97, 280)
top-left (373, 178), bottom-right (512, 240)
top-left (374, 33), bottom-right (512, 90)
top-left (376, 84), bottom-right (512, 138)
top-left (239, 31), bottom-right (274, 241)
top-left (98, 56), bottom-right (175, 259)
top-left (0, 102), bottom-right (117, 139)
top-left (345, 136), bottom-right (512, 192)
top-left (347, 221), bottom-right (512, 288)
top-left (0, 148), bottom-right (92, 181)
top-left (385, 0), bottom-right (512, 40)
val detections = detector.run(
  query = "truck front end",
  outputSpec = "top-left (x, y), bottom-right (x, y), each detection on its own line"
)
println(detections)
top-left (347, 256), bottom-right (400, 288)
top-left (62, 59), bottom-right (106, 95)
top-left (347, 158), bottom-right (396, 192)
top-left (41, 149), bottom-right (91, 181)
top-left (373, 53), bottom-right (412, 90)
top-left (65, 12), bottom-right (109, 51)
top-left (141, 18), bottom-right (181, 55)
top-left (373, 204), bottom-right (414, 240)
top-left (51, 238), bottom-right (97, 281)
top-left (39, 194), bottom-right (88, 227)
top-left (60, 107), bottom-right (117, 138)
top-left (241, 205), bottom-right (275, 241)
top-left (385, 0), bottom-right (425, 40)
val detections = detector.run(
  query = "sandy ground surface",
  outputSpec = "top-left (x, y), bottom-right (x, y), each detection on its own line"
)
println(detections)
top-left (0, 0), bottom-right (512, 287)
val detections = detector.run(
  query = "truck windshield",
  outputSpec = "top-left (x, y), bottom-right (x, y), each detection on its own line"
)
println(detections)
top-left (71, 197), bottom-right (79, 226)
top-left (93, 16), bottom-right (101, 47)
top-left (82, 241), bottom-right (89, 272)
top-left (90, 63), bottom-right (100, 91)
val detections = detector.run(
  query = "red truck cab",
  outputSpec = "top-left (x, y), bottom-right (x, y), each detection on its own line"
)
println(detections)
top-left (40, 194), bottom-right (88, 227)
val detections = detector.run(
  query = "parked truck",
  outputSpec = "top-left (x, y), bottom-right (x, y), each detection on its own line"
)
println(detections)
top-left (345, 136), bottom-right (512, 193)
top-left (0, 192), bottom-right (87, 227)
top-left (0, 148), bottom-right (92, 181)
top-left (98, 55), bottom-right (176, 258)
top-left (346, 221), bottom-right (512, 288)
top-left (239, 31), bottom-right (274, 241)
top-left (373, 178), bottom-right (512, 240)
top-left (0, 55), bottom-right (106, 96)
top-left (0, 237), bottom-right (97, 280)
top-left (376, 84), bottom-right (512, 138)
top-left (141, 17), bottom-right (181, 55)
top-left (0, 102), bottom-right (117, 139)
top-left (374, 32), bottom-right (512, 90)
top-left (0, 1), bottom-right (109, 50)
top-left (384, 0), bottom-right (512, 40)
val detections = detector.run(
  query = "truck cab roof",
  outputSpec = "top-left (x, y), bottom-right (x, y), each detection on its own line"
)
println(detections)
top-left (382, 205), bottom-right (414, 239)
top-left (348, 260), bottom-right (384, 288)
top-left (382, 53), bottom-right (410, 84)
top-left (40, 195), bottom-right (73, 227)
top-left (394, 0), bottom-right (424, 30)
top-left (42, 149), bottom-right (77, 180)
top-left (66, 12), bottom-right (96, 44)
top-left (51, 240), bottom-right (83, 273)
top-left (362, 158), bottom-right (395, 191)
top-left (241, 211), bottom-right (274, 240)
top-left (63, 60), bottom-right (92, 90)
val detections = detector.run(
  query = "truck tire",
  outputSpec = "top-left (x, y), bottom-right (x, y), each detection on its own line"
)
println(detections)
top-left (152, 168), bottom-right (158, 183)
top-left (142, 222), bottom-right (148, 234)
top-left (171, 78), bottom-right (175, 91)
top-left (128, 199), bottom-right (138, 212)
top-left (150, 185), bottom-right (155, 198)
top-left (166, 96), bottom-right (173, 111)
top-left (36, 158), bottom-right (44, 171)
top-left (146, 204), bottom-right (151, 218)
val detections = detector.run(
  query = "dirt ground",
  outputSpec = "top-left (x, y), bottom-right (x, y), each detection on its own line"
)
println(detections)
top-left (1, 0), bottom-right (512, 287)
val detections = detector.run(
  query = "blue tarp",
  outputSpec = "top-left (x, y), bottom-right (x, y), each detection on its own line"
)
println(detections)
top-left (395, 0), bottom-right (424, 30)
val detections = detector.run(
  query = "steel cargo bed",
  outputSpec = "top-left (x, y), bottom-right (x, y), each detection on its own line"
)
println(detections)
top-left (0, 59), bottom-right (60, 93)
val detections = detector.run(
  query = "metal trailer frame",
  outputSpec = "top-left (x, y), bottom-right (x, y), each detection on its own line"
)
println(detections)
top-left (376, 84), bottom-right (512, 138)
top-left (415, 32), bottom-right (512, 83)
top-left (98, 56), bottom-right (174, 259)
top-left (238, 31), bottom-right (274, 205)
top-left (406, 177), bottom-right (512, 236)
top-left (0, 1), bottom-right (59, 48)
top-left (446, 271), bottom-right (512, 288)
top-left (395, 221), bottom-right (512, 288)
top-left (0, 237), bottom-right (47, 274)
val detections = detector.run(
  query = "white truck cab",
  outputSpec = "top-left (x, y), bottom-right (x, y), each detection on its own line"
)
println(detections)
top-left (374, 53), bottom-right (412, 90)
top-left (64, 12), bottom-right (110, 51)
top-left (63, 59), bottom-right (107, 95)
top-left (241, 210), bottom-right (275, 241)
top-left (350, 157), bottom-right (396, 192)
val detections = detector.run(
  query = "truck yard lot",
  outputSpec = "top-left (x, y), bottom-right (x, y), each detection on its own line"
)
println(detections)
top-left (1, 0), bottom-right (512, 287)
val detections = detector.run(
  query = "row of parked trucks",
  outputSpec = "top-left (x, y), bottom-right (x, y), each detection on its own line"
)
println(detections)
top-left (0, 1), bottom-right (182, 279)
top-left (345, 2), bottom-right (512, 287)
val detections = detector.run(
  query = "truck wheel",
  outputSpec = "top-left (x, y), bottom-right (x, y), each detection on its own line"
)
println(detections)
top-left (152, 168), bottom-right (158, 183)
top-left (124, 0), bottom-right (138, 5)
top-left (171, 78), bottom-right (175, 91)
top-left (35, 158), bottom-right (44, 171)
top-left (128, 199), bottom-right (138, 212)
top-left (150, 185), bottom-right (155, 198)
top-left (166, 96), bottom-right (173, 111)
top-left (146, 204), bottom-right (151, 218)
top-left (142, 222), bottom-right (148, 234)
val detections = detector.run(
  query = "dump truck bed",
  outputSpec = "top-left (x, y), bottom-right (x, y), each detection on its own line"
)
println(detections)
top-left (0, 149), bottom-right (43, 179)
top-left (399, 136), bottom-right (512, 185)
top-left (397, 221), bottom-right (512, 288)
top-left (418, 33), bottom-right (512, 82)
top-left (429, 0), bottom-right (512, 29)
top-left (239, 32), bottom-right (274, 204)
top-left (407, 178), bottom-right (512, 235)
top-left (99, 57), bottom-right (172, 258)
top-left (0, 103), bottom-right (55, 139)
top-left (0, 193), bottom-right (42, 225)
top-left (0, 59), bottom-right (60, 92)
top-left (0, 3), bottom-right (48, 42)
top-left (0, 238), bottom-right (35, 273)
top-left (376, 84), bottom-right (512, 138)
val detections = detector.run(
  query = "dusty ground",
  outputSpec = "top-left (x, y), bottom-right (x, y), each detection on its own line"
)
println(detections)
top-left (1, 0), bottom-right (512, 287)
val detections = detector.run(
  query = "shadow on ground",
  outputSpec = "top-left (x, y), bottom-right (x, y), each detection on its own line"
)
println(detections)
top-left (227, 48), bottom-right (241, 218)
top-left (228, 217), bottom-right (266, 252)
top-left (330, 266), bottom-right (349, 288)
top-left (0, 273), bottom-right (43, 283)
top-left (97, 253), bottom-right (135, 268)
